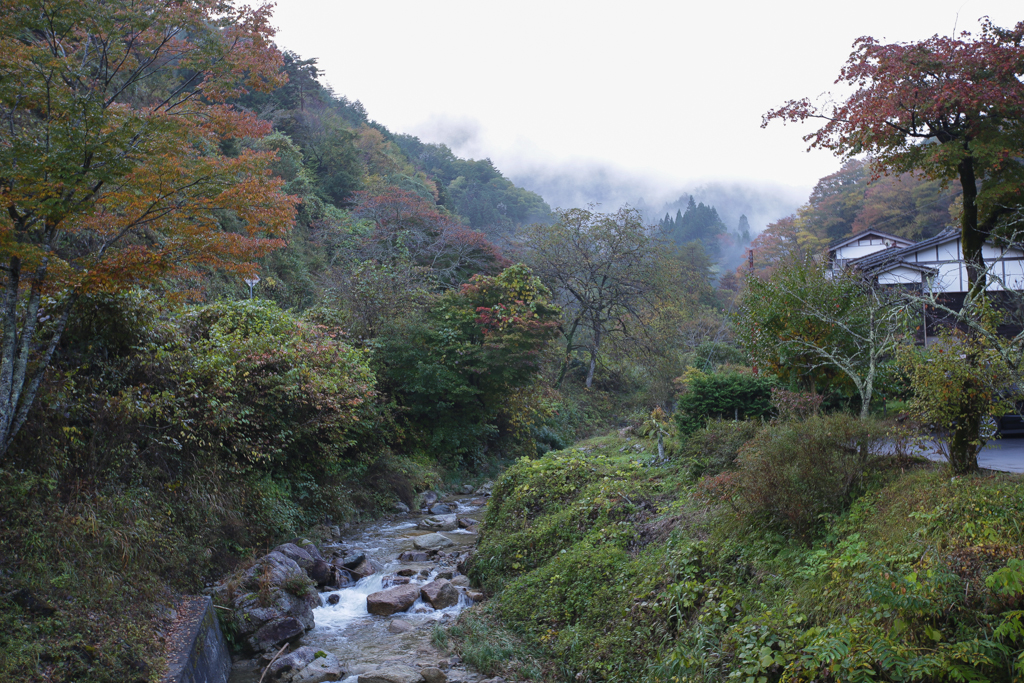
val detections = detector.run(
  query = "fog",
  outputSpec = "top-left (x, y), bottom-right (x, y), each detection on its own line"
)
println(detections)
top-left (511, 162), bottom-right (807, 234)
top-left (272, 0), bottom-right (1021, 209)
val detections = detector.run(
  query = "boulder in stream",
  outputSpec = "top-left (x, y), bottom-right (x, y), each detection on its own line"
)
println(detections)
top-left (416, 514), bottom-right (457, 532)
top-left (291, 651), bottom-right (344, 683)
top-left (347, 558), bottom-right (376, 578)
top-left (398, 551), bottom-right (430, 562)
top-left (412, 533), bottom-right (454, 551)
top-left (420, 579), bottom-right (458, 609)
top-left (210, 551), bottom-right (318, 653)
top-left (358, 665), bottom-right (425, 683)
top-left (268, 645), bottom-right (318, 678)
top-left (290, 538), bottom-right (325, 562)
top-left (339, 553), bottom-right (366, 570)
top-left (428, 503), bottom-right (452, 515)
top-left (421, 668), bottom-right (447, 683)
top-left (307, 559), bottom-right (333, 586)
top-left (387, 618), bottom-right (414, 634)
top-left (274, 543), bottom-right (315, 570)
top-left (251, 617), bottom-right (306, 653)
top-left (366, 584), bottom-right (420, 616)
top-left (456, 517), bottom-right (478, 529)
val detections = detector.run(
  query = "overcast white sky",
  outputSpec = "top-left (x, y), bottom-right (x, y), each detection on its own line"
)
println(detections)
top-left (270, 1), bottom-right (1022, 210)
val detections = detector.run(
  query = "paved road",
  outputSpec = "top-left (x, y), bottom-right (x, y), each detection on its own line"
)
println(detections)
top-left (918, 434), bottom-right (1024, 473)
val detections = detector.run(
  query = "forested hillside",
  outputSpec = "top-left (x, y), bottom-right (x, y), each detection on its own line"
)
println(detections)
top-left (744, 159), bottom-right (963, 276)
top-left (2, 3), bottom-right (1022, 683)
top-left (0, 4), bottom-right (723, 680)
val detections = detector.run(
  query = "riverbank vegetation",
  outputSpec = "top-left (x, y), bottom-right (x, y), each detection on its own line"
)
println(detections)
top-left (457, 418), bottom-right (1024, 682)
top-left (2, 3), bottom-right (1024, 681)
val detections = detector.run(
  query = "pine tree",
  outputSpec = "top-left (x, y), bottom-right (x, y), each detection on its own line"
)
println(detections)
top-left (737, 215), bottom-right (752, 243)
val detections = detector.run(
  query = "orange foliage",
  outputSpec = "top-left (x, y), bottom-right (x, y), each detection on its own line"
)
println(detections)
top-left (0, 0), bottom-right (296, 296)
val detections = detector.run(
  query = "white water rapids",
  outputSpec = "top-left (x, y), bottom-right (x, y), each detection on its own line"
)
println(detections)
top-left (228, 498), bottom-right (484, 683)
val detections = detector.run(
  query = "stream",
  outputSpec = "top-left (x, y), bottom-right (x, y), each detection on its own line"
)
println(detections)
top-left (227, 496), bottom-right (488, 683)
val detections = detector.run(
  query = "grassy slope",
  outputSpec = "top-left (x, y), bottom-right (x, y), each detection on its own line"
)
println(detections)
top-left (456, 430), bottom-right (1024, 683)
top-left (0, 456), bottom-right (443, 682)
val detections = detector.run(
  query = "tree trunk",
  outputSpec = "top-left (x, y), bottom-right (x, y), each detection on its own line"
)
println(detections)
top-left (858, 389), bottom-right (872, 420)
top-left (950, 156), bottom-right (984, 473)
top-left (584, 324), bottom-right (601, 389)
top-left (585, 351), bottom-right (597, 389)
top-left (0, 256), bottom-right (23, 444)
top-left (958, 156), bottom-right (985, 291)
top-left (0, 256), bottom-right (73, 457)
top-left (555, 316), bottom-right (581, 388)
top-left (948, 417), bottom-right (982, 475)
top-left (947, 373), bottom-right (983, 474)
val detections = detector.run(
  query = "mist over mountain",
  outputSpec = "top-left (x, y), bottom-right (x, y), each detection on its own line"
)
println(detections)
top-left (508, 162), bottom-right (808, 235)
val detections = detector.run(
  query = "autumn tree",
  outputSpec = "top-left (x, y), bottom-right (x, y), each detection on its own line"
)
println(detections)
top-left (764, 18), bottom-right (1024, 471)
top-left (764, 18), bottom-right (1024, 288)
top-left (0, 0), bottom-right (295, 455)
top-left (745, 215), bottom-right (826, 279)
top-left (350, 187), bottom-right (507, 287)
top-left (519, 206), bottom-right (709, 389)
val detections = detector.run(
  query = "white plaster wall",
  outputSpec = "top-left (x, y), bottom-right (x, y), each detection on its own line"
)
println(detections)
top-left (878, 266), bottom-right (923, 286)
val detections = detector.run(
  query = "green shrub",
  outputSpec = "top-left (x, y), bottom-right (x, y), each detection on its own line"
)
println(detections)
top-left (374, 264), bottom-right (560, 467)
top-left (674, 372), bottom-right (778, 435)
top-left (677, 419), bottom-right (761, 479)
top-left (730, 414), bottom-right (884, 539)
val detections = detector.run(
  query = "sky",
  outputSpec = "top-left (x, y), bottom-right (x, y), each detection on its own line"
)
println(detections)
top-left (269, 1), bottom-right (1023, 216)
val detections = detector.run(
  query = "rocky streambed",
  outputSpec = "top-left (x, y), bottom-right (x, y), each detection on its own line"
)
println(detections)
top-left (216, 486), bottom-right (502, 683)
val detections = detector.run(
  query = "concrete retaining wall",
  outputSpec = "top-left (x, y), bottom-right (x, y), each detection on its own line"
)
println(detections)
top-left (163, 596), bottom-right (232, 683)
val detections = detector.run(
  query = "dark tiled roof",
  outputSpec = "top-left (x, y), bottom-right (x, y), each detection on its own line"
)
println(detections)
top-left (851, 227), bottom-right (960, 273)
top-left (827, 229), bottom-right (917, 251)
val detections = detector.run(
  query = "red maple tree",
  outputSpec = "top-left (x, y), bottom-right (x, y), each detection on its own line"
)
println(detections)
top-left (764, 18), bottom-right (1024, 287)
top-left (0, 0), bottom-right (296, 454)
top-left (351, 187), bottom-right (507, 286)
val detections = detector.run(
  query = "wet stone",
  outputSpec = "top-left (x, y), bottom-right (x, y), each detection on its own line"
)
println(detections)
top-left (398, 551), bottom-right (430, 562)
top-left (357, 664), bottom-right (425, 683)
top-left (387, 618), bottom-right (414, 634)
top-left (413, 533), bottom-right (454, 551)
top-left (421, 667), bottom-right (447, 683)
top-left (292, 651), bottom-right (344, 683)
top-left (366, 584), bottom-right (420, 616)
top-left (420, 579), bottom-right (458, 610)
